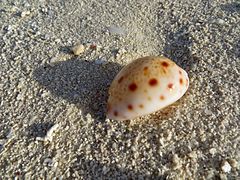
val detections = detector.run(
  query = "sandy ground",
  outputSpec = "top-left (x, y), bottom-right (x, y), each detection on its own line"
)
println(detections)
top-left (0, 0), bottom-right (240, 179)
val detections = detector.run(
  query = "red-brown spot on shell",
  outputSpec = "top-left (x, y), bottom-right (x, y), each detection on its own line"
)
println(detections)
top-left (168, 83), bottom-right (174, 89)
top-left (143, 66), bottom-right (148, 75)
top-left (128, 83), bottom-right (137, 91)
top-left (179, 78), bottom-right (183, 85)
top-left (118, 76), bottom-right (124, 83)
top-left (161, 61), bottom-right (169, 67)
top-left (179, 70), bottom-right (182, 75)
top-left (128, 104), bottom-right (133, 111)
top-left (139, 104), bottom-right (144, 108)
top-left (160, 95), bottom-right (165, 100)
top-left (149, 78), bottom-right (158, 86)
top-left (114, 111), bottom-right (118, 116)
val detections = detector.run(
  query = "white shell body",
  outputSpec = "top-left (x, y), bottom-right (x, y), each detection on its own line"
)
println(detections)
top-left (107, 56), bottom-right (189, 120)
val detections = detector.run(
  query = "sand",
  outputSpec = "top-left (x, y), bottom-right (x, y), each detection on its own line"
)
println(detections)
top-left (0, 0), bottom-right (239, 179)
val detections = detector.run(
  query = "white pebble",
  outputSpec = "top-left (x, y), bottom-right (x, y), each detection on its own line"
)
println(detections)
top-left (72, 43), bottom-right (85, 55)
top-left (47, 124), bottom-right (59, 136)
top-left (215, 19), bottom-right (226, 25)
top-left (221, 160), bottom-right (232, 173)
top-left (209, 148), bottom-right (217, 155)
top-left (36, 124), bottom-right (59, 142)
top-left (20, 11), bottom-right (31, 17)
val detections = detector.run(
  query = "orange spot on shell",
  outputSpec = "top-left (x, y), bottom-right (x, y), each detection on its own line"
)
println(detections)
top-left (139, 104), bottom-right (144, 108)
top-left (168, 83), bottom-right (174, 89)
top-left (143, 66), bottom-right (148, 75)
top-left (161, 61), bottom-right (169, 67)
top-left (149, 78), bottom-right (158, 86)
top-left (160, 95), bottom-right (165, 100)
top-left (128, 104), bottom-right (133, 111)
top-left (179, 78), bottom-right (183, 85)
top-left (129, 83), bottom-right (137, 91)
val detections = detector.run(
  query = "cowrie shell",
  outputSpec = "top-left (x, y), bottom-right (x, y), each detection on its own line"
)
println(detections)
top-left (106, 56), bottom-right (189, 120)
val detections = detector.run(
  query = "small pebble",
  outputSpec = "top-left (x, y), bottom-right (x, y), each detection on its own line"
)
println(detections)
top-left (72, 43), bottom-right (85, 55)
top-left (89, 44), bottom-right (97, 50)
top-left (209, 148), bottom-right (217, 155)
top-left (46, 124), bottom-right (59, 137)
top-left (214, 19), bottom-right (226, 25)
top-left (36, 124), bottom-right (59, 142)
top-left (221, 160), bottom-right (232, 173)
top-left (217, 19), bottom-right (225, 24)
top-left (20, 11), bottom-right (31, 17)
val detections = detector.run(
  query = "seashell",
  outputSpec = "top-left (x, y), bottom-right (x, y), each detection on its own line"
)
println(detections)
top-left (106, 56), bottom-right (189, 120)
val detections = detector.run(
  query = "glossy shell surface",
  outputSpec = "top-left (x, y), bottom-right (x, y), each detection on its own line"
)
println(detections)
top-left (107, 56), bottom-right (189, 120)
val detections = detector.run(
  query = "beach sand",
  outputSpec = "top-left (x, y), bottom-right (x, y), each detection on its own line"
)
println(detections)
top-left (0, 0), bottom-right (239, 179)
